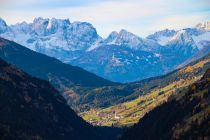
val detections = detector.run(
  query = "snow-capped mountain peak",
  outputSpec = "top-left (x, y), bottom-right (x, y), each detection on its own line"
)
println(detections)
top-left (32, 17), bottom-right (49, 35)
top-left (104, 31), bottom-right (119, 44)
top-left (70, 21), bottom-right (99, 41)
top-left (146, 29), bottom-right (176, 46)
top-left (170, 30), bottom-right (191, 42)
top-left (167, 29), bottom-right (198, 51)
top-left (0, 18), bottom-right (7, 26)
top-left (30, 17), bottom-right (71, 36)
top-left (0, 17), bottom-right (102, 57)
top-left (46, 18), bottom-right (70, 33)
top-left (0, 18), bottom-right (8, 33)
top-left (117, 29), bottom-right (140, 40)
top-left (89, 29), bottom-right (145, 51)
top-left (113, 29), bottom-right (144, 49)
top-left (0, 18), bottom-right (210, 82)
top-left (196, 21), bottom-right (210, 31)
top-left (11, 22), bottom-right (32, 34)
top-left (147, 29), bottom-right (176, 39)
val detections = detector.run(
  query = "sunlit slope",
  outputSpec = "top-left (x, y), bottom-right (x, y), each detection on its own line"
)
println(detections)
top-left (120, 68), bottom-right (210, 140)
top-left (81, 54), bottom-right (210, 126)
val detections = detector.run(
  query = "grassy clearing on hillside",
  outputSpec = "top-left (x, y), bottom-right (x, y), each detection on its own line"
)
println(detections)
top-left (80, 57), bottom-right (210, 127)
top-left (81, 76), bottom-right (201, 126)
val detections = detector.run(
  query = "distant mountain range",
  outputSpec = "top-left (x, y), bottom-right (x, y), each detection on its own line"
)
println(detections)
top-left (0, 17), bottom-right (209, 82)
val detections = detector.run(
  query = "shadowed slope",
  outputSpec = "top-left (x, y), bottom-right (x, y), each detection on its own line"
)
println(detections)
top-left (0, 58), bottom-right (106, 140)
top-left (0, 38), bottom-right (116, 93)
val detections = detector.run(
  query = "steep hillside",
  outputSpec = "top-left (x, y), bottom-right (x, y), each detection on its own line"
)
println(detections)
top-left (0, 37), bottom-right (209, 113)
top-left (0, 58), bottom-right (106, 140)
top-left (81, 53), bottom-right (210, 126)
top-left (0, 37), bottom-right (116, 92)
top-left (120, 68), bottom-right (210, 140)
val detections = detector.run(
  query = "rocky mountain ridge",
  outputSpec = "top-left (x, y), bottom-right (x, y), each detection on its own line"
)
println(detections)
top-left (0, 17), bottom-right (210, 82)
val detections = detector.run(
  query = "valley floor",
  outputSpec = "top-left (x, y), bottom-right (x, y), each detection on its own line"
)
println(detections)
top-left (80, 57), bottom-right (210, 127)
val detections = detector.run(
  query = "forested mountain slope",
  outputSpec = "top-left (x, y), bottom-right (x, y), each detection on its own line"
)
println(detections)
top-left (0, 58), bottom-right (112, 140)
top-left (120, 68), bottom-right (210, 140)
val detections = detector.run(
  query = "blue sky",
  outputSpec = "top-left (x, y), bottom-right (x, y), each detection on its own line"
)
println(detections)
top-left (1, 0), bottom-right (210, 37)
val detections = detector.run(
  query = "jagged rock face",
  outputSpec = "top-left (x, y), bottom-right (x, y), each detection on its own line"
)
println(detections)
top-left (0, 17), bottom-right (101, 62)
top-left (147, 29), bottom-right (176, 43)
top-left (75, 27), bottom-right (210, 82)
top-left (0, 18), bottom-right (8, 33)
top-left (0, 18), bottom-right (210, 82)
